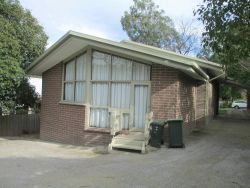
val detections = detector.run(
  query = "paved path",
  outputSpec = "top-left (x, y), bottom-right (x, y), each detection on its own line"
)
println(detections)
top-left (0, 109), bottom-right (250, 188)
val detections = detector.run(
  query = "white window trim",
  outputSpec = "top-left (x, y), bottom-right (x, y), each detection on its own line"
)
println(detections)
top-left (59, 47), bottom-right (152, 132)
top-left (61, 52), bottom-right (87, 103)
top-left (88, 50), bottom-right (152, 130)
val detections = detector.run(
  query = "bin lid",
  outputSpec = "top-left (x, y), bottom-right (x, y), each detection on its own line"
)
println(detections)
top-left (167, 119), bottom-right (183, 122)
top-left (151, 121), bottom-right (165, 126)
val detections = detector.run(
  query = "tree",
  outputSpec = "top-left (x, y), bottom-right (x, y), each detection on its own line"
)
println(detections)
top-left (173, 21), bottom-right (201, 55)
top-left (121, 0), bottom-right (179, 51)
top-left (121, 0), bottom-right (201, 55)
top-left (220, 84), bottom-right (241, 101)
top-left (0, 0), bottom-right (48, 112)
top-left (195, 0), bottom-right (250, 108)
top-left (15, 77), bottom-right (39, 110)
top-left (0, 0), bottom-right (48, 69)
top-left (194, 0), bottom-right (250, 84)
top-left (0, 7), bottom-right (24, 103)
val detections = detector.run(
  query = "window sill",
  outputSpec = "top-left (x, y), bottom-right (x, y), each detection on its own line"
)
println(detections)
top-left (59, 101), bottom-right (87, 106)
top-left (84, 127), bottom-right (111, 134)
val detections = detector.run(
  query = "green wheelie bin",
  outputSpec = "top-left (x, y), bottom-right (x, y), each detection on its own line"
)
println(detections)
top-left (149, 121), bottom-right (165, 148)
top-left (167, 119), bottom-right (184, 148)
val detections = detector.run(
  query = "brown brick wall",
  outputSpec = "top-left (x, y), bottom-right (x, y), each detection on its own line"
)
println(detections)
top-left (196, 83), bottom-right (206, 120)
top-left (41, 61), bottom-right (218, 146)
top-left (195, 81), bottom-right (218, 130)
top-left (151, 64), bottom-right (179, 121)
top-left (177, 73), bottom-right (196, 135)
top-left (150, 66), bottom-right (218, 137)
top-left (41, 63), bottom-right (111, 146)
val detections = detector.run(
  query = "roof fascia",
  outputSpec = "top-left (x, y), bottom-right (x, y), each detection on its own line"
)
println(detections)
top-left (121, 40), bottom-right (222, 70)
top-left (26, 31), bottom-right (72, 72)
top-left (27, 31), bottom-right (219, 81)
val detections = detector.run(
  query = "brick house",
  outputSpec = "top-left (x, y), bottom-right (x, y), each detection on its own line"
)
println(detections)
top-left (27, 31), bottom-right (223, 152)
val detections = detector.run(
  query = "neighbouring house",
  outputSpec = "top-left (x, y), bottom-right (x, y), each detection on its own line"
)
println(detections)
top-left (27, 31), bottom-right (223, 153)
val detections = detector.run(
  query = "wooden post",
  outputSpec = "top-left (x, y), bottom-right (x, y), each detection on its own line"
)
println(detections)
top-left (214, 81), bottom-right (220, 116)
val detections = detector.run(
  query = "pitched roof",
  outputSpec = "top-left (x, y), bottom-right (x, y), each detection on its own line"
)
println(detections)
top-left (27, 30), bottom-right (224, 81)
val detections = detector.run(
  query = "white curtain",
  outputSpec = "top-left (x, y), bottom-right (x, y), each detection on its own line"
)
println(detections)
top-left (90, 108), bottom-right (109, 128)
top-left (64, 60), bottom-right (74, 101)
top-left (64, 54), bottom-right (86, 102)
top-left (111, 57), bottom-right (132, 129)
top-left (75, 82), bottom-right (85, 102)
top-left (111, 83), bottom-right (130, 108)
top-left (91, 52), bottom-right (111, 128)
top-left (64, 83), bottom-right (74, 101)
top-left (65, 60), bottom-right (74, 81)
top-left (134, 85), bottom-right (148, 129)
top-left (90, 51), bottom-right (151, 129)
top-left (76, 54), bottom-right (86, 80)
top-left (112, 56), bottom-right (132, 81)
top-left (91, 83), bottom-right (109, 128)
top-left (92, 51), bottom-right (111, 80)
top-left (133, 62), bottom-right (150, 81)
top-left (75, 54), bottom-right (86, 102)
top-left (92, 83), bottom-right (109, 106)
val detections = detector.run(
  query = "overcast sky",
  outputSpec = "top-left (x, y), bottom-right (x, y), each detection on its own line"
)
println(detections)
top-left (19, 0), bottom-right (204, 94)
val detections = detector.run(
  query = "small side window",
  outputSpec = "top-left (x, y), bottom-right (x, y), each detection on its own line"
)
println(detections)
top-left (63, 53), bottom-right (86, 102)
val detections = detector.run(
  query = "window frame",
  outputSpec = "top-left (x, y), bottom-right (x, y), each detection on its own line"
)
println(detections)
top-left (89, 50), bottom-right (152, 129)
top-left (60, 48), bottom-right (152, 131)
top-left (62, 52), bottom-right (87, 103)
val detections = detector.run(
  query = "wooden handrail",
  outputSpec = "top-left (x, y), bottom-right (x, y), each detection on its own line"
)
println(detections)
top-left (110, 111), bottom-right (122, 136)
top-left (144, 111), bottom-right (153, 139)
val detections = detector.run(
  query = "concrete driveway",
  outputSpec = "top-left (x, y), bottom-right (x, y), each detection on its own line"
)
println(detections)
top-left (0, 109), bottom-right (250, 188)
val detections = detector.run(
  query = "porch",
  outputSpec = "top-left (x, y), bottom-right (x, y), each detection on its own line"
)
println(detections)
top-left (108, 111), bottom-right (153, 153)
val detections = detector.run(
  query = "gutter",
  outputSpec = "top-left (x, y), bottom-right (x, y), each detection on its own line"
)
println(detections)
top-left (191, 62), bottom-right (210, 80)
top-left (163, 60), bottom-right (206, 81)
top-left (27, 30), bottom-right (223, 79)
top-left (122, 40), bottom-right (222, 70)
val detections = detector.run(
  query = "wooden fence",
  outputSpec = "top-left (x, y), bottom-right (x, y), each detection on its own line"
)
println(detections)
top-left (0, 114), bottom-right (40, 136)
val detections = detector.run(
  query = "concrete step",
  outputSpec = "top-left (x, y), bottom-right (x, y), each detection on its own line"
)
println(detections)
top-left (115, 132), bottom-right (145, 140)
top-left (109, 132), bottom-right (147, 153)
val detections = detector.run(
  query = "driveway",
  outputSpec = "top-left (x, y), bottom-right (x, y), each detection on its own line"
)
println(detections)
top-left (0, 109), bottom-right (250, 188)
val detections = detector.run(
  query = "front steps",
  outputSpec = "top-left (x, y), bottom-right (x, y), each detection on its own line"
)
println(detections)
top-left (108, 132), bottom-right (147, 153)
top-left (108, 111), bottom-right (153, 154)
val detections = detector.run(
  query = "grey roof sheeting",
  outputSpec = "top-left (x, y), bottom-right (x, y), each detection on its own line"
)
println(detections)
top-left (27, 31), bottom-right (224, 81)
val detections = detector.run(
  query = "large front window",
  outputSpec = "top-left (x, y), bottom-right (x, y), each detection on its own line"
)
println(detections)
top-left (63, 53), bottom-right (86, 102)
top-left (89, 51), bottom-right (150, 128)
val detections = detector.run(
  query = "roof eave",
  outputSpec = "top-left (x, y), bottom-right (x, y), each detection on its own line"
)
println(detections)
top-left (121, 40), bottom-right (222, 71)
top-left (27, 31), bottom-right (223, 81)
top-left (26, 31), bottom-right (74, 73)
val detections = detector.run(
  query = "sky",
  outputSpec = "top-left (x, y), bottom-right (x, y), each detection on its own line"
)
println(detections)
top-left (20, 0), bottom-right (204, 95)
